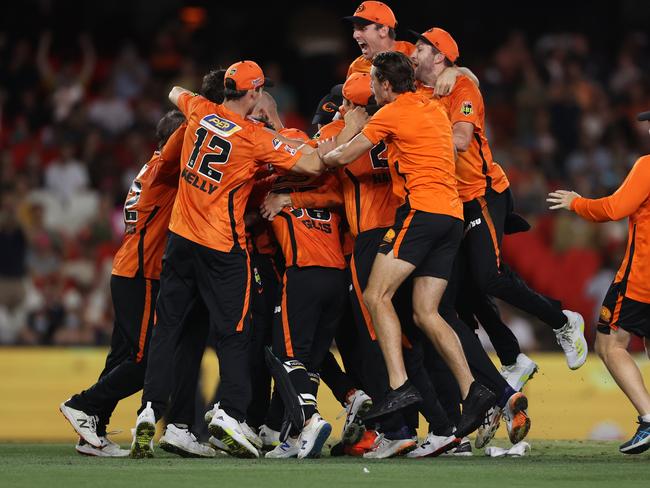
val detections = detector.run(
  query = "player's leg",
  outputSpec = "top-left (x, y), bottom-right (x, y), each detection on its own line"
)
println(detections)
top-left (595, 287), bottom-right (650, 453)
top-left (198, 247), bottom-right (258, 458)
top-left (465, 189), bottom-right (586, 368)
top-left (159, 298), bottom-right (215, 458)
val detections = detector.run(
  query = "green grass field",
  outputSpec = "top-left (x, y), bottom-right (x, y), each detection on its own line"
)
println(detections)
top-left (0, 441), bottom-right (646, 488)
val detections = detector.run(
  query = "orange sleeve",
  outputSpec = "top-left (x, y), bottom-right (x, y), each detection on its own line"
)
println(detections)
top-left (254, 127), bottom-right (302, 171)
top-left (157, 123), bottom-right (187, 184)
top-left (177, 92), bottom-right (202, 118)
top-left (361, 104), bottom-right (395, 145)
top-left (571, 156), bottom-right (650, 222)
top-left (316, 120), bottom-right (345, 141)
top-left (290, 173), bottom-right (343, 209)
top-left (448, 78), bottom-right (483, 129)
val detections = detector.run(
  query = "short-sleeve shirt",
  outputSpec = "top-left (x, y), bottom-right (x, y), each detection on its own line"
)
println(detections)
top-left (347, 41), bottom-right (415, 78)
top-left (170, 93), bottom-right (302, 252)
top-left (112, 124), bottom-right (186, 279)
top-left (362, 91), bottom-right (463, 220)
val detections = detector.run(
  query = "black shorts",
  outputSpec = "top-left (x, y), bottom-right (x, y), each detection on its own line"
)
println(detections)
top-left (378, 204), bottom-right (463, 280)
top-left (273, 266), bottom-right (346, 369)
top-left (597, 281), bottom-right (650, 338)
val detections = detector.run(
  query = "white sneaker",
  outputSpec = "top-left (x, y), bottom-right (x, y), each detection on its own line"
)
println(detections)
top-left (208, 407), bottom-right (259, 458)
top-left (406, 432), bottom-right (459, 458)
top-left (204, 403), bottom-right (218, 423)
top-left (265, 437), bottom-right (300, 458)
top-left (76, 436), bottom-right (130, 457)
top-left (59, 401), bottom-right (101, 448)
top-left (297, 414), bottom-right (332, 459)
top-left (259, 424), bottom-right (280, 451)
top-left (555, 310), bottom-right (588, 370)
top-left (442, 437), bottom-right (473, 456)
top-left (362, 434), bottom-right (416, 459)
top-left (208, 436), bottom-right (230, 454)
top-left (159, 424), bottom-right (216, 458)
top-left (240, 422), bottom-right (263, 450)
top-left (130, 402), bottom-right (156, 458)
top-left (500, 353), bottom-right (539, 391)
top-left (475, 406), bottom-right (503, 448)
top-left (341, 389), bottom-right (373, 445)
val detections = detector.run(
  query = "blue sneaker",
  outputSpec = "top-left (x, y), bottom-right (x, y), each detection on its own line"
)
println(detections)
top-left (619, 417), bottom-right (650, 454)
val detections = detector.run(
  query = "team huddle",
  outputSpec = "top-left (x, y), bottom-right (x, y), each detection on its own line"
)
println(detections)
top-left (58, 1), bottom-right (650, 459)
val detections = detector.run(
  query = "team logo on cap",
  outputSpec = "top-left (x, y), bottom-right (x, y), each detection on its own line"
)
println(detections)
top-left (228, 68), bottom-right (237, 76)
top-left (356, 4), bottom-right (365, 13)
top-left (200, 114), bottom-right (242, 138)
top-left (383, 228), bottom-right (396, 243)
top-left (600, 306), bottom-right (612, 323)
top-left (461, 101), bottom-right (473, 116)
top-left (322, 102), bottom-right (336, 113)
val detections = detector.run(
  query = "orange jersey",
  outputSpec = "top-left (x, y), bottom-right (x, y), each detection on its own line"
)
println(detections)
top-left (112, 124), bottom-right (186, 279)
top-left (270, 173), bottom-right (345, 269)
top-left (418, 77), bottom-right (509, 202)
top-left (571, 155), bottom-right (650, 303)
top-left (347, 41), bottom-right (415, 77)
top-left (169, 93), bottom-right (302, 252)
top-left (311, 119), bottom-right (399, 236)
top-left (361, 91), bottom-right (463, 219)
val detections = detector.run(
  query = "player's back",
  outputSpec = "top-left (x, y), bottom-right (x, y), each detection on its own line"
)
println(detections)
top-left (112, 124), bottom-right (186, 280)
top-left (170, 94), bottom-right (296, 253)
top-left (270, 173), bottom-right (345, 270)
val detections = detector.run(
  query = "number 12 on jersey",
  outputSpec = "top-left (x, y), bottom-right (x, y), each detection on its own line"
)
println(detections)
top-left (186, 127), bottom-right (232, 183)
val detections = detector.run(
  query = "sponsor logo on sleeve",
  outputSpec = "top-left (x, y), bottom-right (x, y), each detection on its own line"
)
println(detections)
top-left (284, 145), bottom-right (297, 156)
top-left (272, 138), bottom-right (283, 150)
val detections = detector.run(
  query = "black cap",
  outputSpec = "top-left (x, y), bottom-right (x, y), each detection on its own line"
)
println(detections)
top-left (311, 84), bottom-right (343, 126)
top-left (637, 111), bottom-right (650, 122)
top-left (343, 16), bottom-right (375, 26)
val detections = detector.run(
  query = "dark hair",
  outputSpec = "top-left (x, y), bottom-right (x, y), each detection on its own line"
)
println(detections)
top-left (430, 45), bottom-right (454, 68)
top-left (372, 51), bottom-right (416, 94)
top-left (201, 69), bottom-right (226, 103)
top-left (224, 78), bottom-right (249, 101)
top-left (155, 110), bottom-right (185, 149)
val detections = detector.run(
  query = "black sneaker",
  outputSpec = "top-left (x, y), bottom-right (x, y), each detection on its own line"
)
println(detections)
top-left (619, 417), bottom-right (650, 454)
top-left (364, 381), bottom-right (422, 421)
top-left (456, 382), bottom-right (497, 438)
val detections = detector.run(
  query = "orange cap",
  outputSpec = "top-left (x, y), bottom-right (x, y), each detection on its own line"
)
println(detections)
top-left (279, 127), bottom-right (310, 143)
top-left (224, 60), bottom-right (268, 91)
top-left (410, 27), bottom-right (459, 62)
top-left (342, 72), bottom-right (373, 106)
top-left (343, 1), bottom-right (397, 29)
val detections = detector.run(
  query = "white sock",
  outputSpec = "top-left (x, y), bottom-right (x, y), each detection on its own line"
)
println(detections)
top-left (641, 414), bottom-right (650, 423)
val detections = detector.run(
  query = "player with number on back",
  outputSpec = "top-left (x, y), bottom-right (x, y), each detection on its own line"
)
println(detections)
top-left (130, 60), bottom-right (329, 459)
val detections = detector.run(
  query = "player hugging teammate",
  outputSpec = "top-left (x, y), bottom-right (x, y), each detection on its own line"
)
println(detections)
top-left (63, 1), bottom-right (650, 461)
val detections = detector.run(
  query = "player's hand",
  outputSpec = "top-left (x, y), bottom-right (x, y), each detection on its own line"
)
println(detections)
top-left (435, 66), bottom-right (460, 96)
top-left (343, 106), bottom-right (369, 132)
top-left (316, 137), bottom-right (337, 159)
top-left (260, 193), bottom-right (291, 221)
top-left (547, 190), bottom-right (581, 210)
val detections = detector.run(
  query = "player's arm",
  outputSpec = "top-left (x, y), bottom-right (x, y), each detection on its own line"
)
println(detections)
top-left (169, 86), bottom-right (193, 107)
top-left (548, 157), bottom-right (650, 221)
top-left (435, 66), bottom-right (480, 96)
top-left (322, 133), bottom-right (374, 168)
top-left (261, 175), bottom-right (343, 221)
top-left (453, 121), bottom-right (474, 152)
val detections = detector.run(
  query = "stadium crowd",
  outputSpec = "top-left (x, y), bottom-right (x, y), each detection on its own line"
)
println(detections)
top-left (0, 15), bottom-right (649, 354)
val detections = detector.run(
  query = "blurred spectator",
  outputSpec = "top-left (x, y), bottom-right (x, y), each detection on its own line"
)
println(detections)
top-left (44, 142), bottom-right (89, 202)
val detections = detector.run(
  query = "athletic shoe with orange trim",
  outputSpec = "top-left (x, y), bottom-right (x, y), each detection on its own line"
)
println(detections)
top-left (343, 429), bottom-right (379, 457)
top-left (362, 433), bottom-right (417, 459)
top-left (503, 392), bottom-right (531, 444)
top-left (341, 389), bottom-right (373, 445)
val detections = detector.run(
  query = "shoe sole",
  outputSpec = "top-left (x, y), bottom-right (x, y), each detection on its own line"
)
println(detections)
top-left (159, 440), bottom-right (214, 458)
top-left (475, 409), bottom-right (503, 449)
top-left (342, 399), bottom-right (373, 445)
top-left (620, 436), bottom-right (650, 454)
top-left (507, 394), bottom-right (531, 444)
top-left (208, 423), bottom-right (258, 458)
top-left (130, 421), bottom-right (155, 459)
top-left (299, 423), bottom-right (332, 459)
top-left (59, 404), bottom-right (102, 448)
